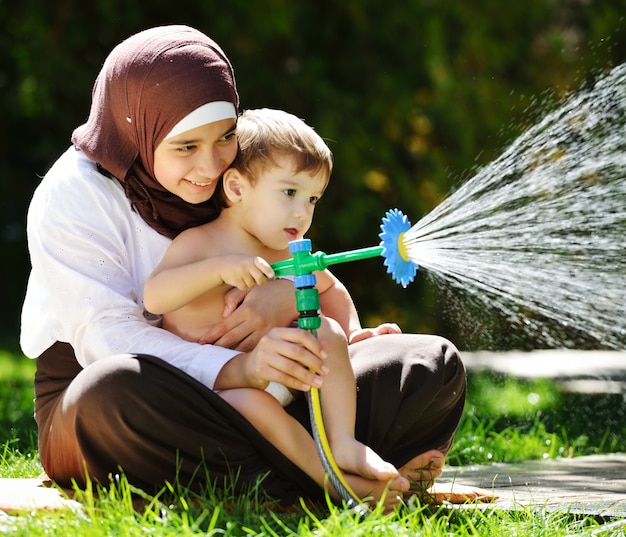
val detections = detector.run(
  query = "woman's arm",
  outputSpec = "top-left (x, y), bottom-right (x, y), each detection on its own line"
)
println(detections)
top-left (21, 153), bottom-right (238, 388)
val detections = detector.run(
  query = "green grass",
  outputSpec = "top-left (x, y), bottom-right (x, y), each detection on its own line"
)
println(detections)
top-left (1, 346), bottom-right (625, 536)
top-left (449, 371), bottom-right (626, 466)
top-left (0, 349), bottom-right (37, 454)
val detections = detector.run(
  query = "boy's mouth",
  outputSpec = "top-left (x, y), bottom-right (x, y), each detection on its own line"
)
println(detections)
top-left (284, 227), bottom-right (300, 241)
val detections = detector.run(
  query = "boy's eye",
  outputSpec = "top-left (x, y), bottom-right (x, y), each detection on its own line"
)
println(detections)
top-left (309, 196), bottom-right (320, 205)
top-left (283, 189), bottom-right (296, 197)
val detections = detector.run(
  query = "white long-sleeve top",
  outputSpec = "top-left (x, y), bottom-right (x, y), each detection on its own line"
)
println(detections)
top-left (20, 146), bottom-right (240, 389)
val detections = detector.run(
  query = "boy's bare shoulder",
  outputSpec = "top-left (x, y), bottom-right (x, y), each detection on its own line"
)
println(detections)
top-left (171, 221), bottom-right (225, 256)
top-left (175, 222), bottom-right (215, 241)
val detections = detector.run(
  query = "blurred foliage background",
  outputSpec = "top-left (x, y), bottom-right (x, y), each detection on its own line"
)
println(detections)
top-left (2, 0), bottom-right (625, 351)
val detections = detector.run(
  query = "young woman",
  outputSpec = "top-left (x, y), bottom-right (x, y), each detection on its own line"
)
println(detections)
top-left (21, 25), bottom-right (466, 509)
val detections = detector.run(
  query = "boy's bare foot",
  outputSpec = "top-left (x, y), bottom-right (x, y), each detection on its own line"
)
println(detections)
top-left (398, 448), bottom-right (445, 495)
top-left (332, 436), bottom-right (398, 481)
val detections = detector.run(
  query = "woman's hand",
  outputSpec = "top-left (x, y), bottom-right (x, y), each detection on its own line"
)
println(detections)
top-left (198, 279), bottom-right (296, 351)
top-left (348, 322), bottom-right (402, 345)
top-left (213, 327), bottom-right (329, 392)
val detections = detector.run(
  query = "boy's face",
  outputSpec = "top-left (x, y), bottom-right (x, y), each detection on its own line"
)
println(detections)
top-left (238, 154), bottom-right (328, 251)
top-left (153, 119), bottom-right (237, 204)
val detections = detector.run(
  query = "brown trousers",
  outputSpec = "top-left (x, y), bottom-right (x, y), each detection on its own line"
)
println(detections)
top-left (34, 334), bottom-right (465, 504)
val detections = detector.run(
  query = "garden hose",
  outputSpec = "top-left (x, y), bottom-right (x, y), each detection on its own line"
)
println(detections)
top-left (305, 338), bottom-right (366, 513)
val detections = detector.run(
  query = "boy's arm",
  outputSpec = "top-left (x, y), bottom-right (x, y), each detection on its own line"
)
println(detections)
top-left (144, 229), bottom-right (273, 314)
top-left (316, 269), bottom-right (402, 343)
top-left (316, 269), bottom-right (362, 337)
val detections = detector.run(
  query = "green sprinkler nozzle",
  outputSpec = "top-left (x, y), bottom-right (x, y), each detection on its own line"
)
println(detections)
top-left (272, 241), bottom-right (384, 278)
top-left (275, 240), bottom-right (384, 332)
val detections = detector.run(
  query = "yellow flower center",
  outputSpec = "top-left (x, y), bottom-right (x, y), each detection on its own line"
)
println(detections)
top-left (397, 231), bottom-right (410, 261)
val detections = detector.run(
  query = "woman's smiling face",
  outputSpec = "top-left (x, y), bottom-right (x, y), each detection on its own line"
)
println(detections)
top-left (153, 118), bottom-right (238, 204)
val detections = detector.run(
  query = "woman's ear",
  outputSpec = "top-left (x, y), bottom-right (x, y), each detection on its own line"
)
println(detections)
top-left (222, 168), bottom-right (245, 203)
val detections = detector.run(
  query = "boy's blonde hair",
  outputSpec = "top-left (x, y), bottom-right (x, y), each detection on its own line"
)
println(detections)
top-left (233, 108), bottom-right (333, 182)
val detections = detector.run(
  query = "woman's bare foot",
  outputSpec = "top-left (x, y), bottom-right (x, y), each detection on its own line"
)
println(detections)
top-left (331, 435), bottom-right (398, 481)
top-left (421, 482), bottom-right (499, 504)
top-left (343, 473), bottom-right (410, 513)
top-left (398, 449), bottom-right (445, 496)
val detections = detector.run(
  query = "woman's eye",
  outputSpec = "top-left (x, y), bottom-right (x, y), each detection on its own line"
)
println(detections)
top-left (221, 131), bottom-right (237, 142)
top-left (177, 145), bottom-right (195, 152)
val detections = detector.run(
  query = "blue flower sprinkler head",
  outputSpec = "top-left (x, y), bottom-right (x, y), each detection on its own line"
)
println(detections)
top-left (379, 209), bottom-right (418, 287)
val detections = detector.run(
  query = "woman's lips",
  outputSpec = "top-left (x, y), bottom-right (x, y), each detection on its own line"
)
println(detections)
top-left (185, 178), bottom-right (215, 190)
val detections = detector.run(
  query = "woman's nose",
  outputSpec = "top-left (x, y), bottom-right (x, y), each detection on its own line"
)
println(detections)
top-left (196, 147), bottom-right (228, 178)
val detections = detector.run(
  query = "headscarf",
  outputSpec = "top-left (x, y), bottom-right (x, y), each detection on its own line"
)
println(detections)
top-left (72, 25), bottom-right (239, 238)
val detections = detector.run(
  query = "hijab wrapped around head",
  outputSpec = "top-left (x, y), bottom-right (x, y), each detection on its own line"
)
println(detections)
top-left (72, 25), bottom-right (239, 238)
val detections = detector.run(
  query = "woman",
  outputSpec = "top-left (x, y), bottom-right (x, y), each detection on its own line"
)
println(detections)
top-left (21, 25), bottom-right (466, 509)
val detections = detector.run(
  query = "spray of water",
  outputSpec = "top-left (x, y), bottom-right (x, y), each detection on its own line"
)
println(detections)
top-left (404, 64), bottom-right (626, 349)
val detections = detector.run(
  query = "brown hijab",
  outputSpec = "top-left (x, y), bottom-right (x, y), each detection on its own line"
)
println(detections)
top-left (72, 25), bottom-right (239, 238)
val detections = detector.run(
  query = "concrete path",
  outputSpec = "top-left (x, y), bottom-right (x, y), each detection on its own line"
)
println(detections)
top-left (0, 478), bottom-right (81, 514)
top-left (441, 453), bottom-right (626, 518)
top-left (462, 350), bottom-right (626, 393)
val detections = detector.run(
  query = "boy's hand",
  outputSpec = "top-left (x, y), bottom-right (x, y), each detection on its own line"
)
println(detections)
top-left (221, 255), bottom-right (274, 291)
top-left (348, 322), bottom-right (402, 344)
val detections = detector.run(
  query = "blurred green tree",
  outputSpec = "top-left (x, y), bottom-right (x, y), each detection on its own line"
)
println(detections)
top-left (1, 0), bottom-right (625, 349)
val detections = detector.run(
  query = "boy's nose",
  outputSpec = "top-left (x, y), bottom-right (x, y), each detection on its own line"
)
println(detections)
top-left (294, 203), bottom-right (313, 223)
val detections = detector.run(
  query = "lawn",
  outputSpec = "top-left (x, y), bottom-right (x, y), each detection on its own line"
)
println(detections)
top-left (1, 346), bottom-right (625, 536)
